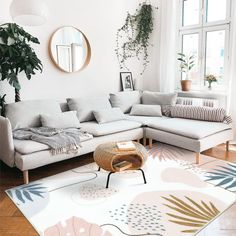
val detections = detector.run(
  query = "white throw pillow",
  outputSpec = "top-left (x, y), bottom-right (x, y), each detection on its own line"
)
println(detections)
top-left (5, 99), bottom-right (62, 129)
top-left (130, 104), bottom-right (162, 117)
top-left (93, 108), bottom-right (125, 124)
top-left (142, 91), bottom-right (177, 106)
top-left (67, 97), bottom-right (112, 122)
top-left (40, 111), bottom-right (81, 129)
top-left (109, 91), bottom-right (141, 113)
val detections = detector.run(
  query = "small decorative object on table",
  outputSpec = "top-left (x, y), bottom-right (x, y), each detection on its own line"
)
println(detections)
top-left (177, 53), bottom-right (196, 91)
top-left (205, 74), bottom-right (217, 90)
top-left (94, 142), bottom-right (148, 188)
top-left (120, 72), bottom-right (134, 91)
top-left (116, 141), bottom-right (136, 151)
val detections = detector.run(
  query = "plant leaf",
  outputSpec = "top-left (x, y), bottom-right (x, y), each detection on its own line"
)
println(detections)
top-left (216, 177), bottom-right (234, 187)
top-left (163, 195), bottom-right (220, 233)
top-left (226, 180), bottom-right (236, 190)
top-left (22, 190), bottom-right (33, 202)
top-left (15, 189), bottom-right (25, 203)
top-left (29, 190), bottom-right (44, 198)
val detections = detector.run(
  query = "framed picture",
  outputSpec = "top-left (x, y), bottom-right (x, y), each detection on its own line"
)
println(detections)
top-left (120, 72), bottom-right (134, 91)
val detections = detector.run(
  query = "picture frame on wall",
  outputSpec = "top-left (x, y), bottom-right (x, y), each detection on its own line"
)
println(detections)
top-left (120, 72), bottom-right (134, 91)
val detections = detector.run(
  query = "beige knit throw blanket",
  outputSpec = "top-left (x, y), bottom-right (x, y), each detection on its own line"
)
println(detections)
top-left (13, 127), bottom-right (86, 155)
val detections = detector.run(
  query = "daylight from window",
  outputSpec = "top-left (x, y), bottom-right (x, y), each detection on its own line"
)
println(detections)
top-left (179, 0), bottom-right (230, 91)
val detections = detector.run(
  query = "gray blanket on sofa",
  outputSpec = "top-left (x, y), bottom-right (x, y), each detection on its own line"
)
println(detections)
top-left (13, 127), bottom-right (85, 155)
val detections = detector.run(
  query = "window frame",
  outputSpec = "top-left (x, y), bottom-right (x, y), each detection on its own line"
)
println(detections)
top-left (177, 0), bottom-right (231, 91)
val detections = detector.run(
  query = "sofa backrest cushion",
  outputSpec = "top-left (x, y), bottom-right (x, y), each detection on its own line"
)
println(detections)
top-left (130, 104), bottom-right (162, 117)
top-left (109, 91), bottom-right (141, 113)
top-left (5, 100), bottom-right (62, 129)
top-left (67, 96), bottom-right (112, 122)
top-left (40, 111), bottom-right (81, 129)
top-left (142, 91), bottom-right (177, 106)
top-left (93, 108), bottom-right (125, 124)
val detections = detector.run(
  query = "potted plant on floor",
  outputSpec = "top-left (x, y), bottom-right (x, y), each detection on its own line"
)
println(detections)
top-left (0, 23), bottom-right (43, 102)
top-left (177, 53), bottom-right (195, 91)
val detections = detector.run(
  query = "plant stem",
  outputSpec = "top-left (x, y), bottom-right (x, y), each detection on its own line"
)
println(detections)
top-left (15, 89), bottom-right (21, 102)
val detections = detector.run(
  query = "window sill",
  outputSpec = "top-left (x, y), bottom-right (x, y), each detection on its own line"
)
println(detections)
top-left (175, 89), bottom-right (228, 96)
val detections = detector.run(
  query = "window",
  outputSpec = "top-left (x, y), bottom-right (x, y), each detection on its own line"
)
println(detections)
top-left (178, 0), bottom-right (231, 91)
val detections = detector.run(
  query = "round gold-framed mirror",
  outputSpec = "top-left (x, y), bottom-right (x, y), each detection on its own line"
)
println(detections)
top-left (49, 26), bottom-right (91, 73)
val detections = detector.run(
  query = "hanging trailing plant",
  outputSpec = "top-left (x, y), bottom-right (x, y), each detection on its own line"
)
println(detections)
top-left (115, 2), bottom-right (157, 74)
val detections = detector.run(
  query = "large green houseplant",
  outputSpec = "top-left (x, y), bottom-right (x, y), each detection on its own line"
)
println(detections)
top-left (0, 23), bottom-right (43, 102)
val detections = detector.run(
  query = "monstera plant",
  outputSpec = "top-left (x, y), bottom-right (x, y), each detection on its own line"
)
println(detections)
top-left (0, 23), bottom-right (43, 102)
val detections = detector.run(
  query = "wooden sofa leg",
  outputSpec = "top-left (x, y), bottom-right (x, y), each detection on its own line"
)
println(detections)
top-left (196, 153), bottom-right (200, 164)
top-left (143, 137), bottom-right (147, 146)
top-left (226, 141), bottom-right (230, 152)
top-left (23, 170), bottom-right (29, 184)
top-left (149, 139), bottom-right (153, 149)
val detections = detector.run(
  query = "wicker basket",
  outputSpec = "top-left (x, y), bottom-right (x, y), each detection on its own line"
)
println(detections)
top-left (94, 142), bottom-right (148, 172)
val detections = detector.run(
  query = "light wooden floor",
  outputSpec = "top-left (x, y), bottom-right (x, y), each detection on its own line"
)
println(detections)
top-left (0, 145), bottom-right (235, 236)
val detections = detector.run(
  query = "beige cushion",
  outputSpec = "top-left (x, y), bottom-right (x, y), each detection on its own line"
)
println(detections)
top-left (130, 104), bottom-right (162, 117)
top-left (80, 120), bottom-right (142, 136)
top-left (5, 100), bottom-right (62, 129)
top-left (148, 117), bottom-right (231, 139)
top-left (93, 108), bottom-right (125, 124)
top-left (142, 91), bottom-right (177, 106)
top-left (40, 111), bottom-right (81, 129)
top-left (109, 91), bottom-right (141, 113)
top-left (67, 97), bottom-right (111, 122)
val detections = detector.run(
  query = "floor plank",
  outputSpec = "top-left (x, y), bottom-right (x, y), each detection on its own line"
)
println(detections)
top-left (0, 145), bottom-right (235, 236)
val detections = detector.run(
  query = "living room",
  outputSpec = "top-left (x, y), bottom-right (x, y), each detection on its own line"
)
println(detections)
top-left (0, 0), bottom-right (236, 235)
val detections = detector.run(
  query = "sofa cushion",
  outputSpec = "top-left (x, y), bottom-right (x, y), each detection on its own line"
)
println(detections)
top-left (14, 132), bottom-right (93, 155)
top-left (147, 118), bottom-right (231, 139)
top-left (67, 97), bottom-right (111, 122)
top-left (109, 91), bottom-right (141, 113)
top-left (142, 91), bottom-right (177, 106)
top-left (80, 120), bottom-right (142, 136)
top-left (170, 105), bottom-right (230, 123)
top-left (40, 111), bottom-right (81, 129)
top-left (93, 108), bottom-right (125, 124)
top-left (5, 100), bottom-right (62, 130)
top-left (130, 104), bottom-right (162, 117)
top-left (125, 115), bottom-right (170, 126)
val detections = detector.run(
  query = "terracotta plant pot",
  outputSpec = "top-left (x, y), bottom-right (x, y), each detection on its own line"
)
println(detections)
top-left (181, 80), bottom-right (192, 91)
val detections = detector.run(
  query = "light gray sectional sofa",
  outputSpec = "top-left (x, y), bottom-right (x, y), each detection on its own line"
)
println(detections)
top-left (0, 90), bottom-right (233, 184)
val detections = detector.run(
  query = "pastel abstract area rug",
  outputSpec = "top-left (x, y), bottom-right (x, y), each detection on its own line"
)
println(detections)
top-left (5, 143), bottom-right (236, 236)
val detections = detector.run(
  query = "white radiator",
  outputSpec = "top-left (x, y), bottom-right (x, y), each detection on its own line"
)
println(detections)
top-left (176, 97), bottom-right (219, 108)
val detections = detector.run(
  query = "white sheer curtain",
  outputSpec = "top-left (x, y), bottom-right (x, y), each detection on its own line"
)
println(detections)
top-left (228, 1), bottom-right (236, 143)
top-left (157, 0), bottom-right (178, 92)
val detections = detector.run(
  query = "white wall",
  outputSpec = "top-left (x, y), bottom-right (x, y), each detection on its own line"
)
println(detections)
top-left (0, 0), bottom-right (160, 103)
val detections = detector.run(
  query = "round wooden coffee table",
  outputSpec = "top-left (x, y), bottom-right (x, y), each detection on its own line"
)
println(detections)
top-left (94, 142), bottom-right (148, 188)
